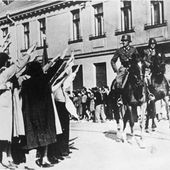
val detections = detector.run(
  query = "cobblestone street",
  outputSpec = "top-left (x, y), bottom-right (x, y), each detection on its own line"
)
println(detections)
top-left (45, 119), bottom-right (170, 170)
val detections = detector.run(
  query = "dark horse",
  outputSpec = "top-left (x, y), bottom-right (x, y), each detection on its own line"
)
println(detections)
top-left (145, 54), bottom-right (170, 131)
top-left (109, 59), bottom-right (147, 147)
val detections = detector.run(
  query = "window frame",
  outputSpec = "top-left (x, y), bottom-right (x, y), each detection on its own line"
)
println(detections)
top-left (38, 18), bottom-right (46, 47)
top-left (144, 1), bottom-right (167, 30)
top-left (69, 9), bottom-right (83, 44)
top-left (1, 27), bottom-right (9, 54)
top-left (23, 22), bottom-right (30, 50)
top-left (115, 1), bottom-right (134, 35)
top-left (2, 27), bottom-right (8, 38)
top-left (89, 3), bottom-right (106, 40)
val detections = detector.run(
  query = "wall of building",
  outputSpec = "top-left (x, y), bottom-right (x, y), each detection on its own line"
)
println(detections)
top-left (0, 0), bottom-right (170, 89)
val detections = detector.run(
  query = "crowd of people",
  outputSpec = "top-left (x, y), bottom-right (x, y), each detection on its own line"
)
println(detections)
top-left (72, 86), bottom-right (114, 123)
top-left (0, 35), bottom-right (78, 169)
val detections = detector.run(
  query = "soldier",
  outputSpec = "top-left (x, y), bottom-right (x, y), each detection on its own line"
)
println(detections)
top-left (143, 38), bottom-right (165, 85)
top-left (143, 38), bottom-right (169, 99)
top-left (111, 34), bottom-right (141, 90)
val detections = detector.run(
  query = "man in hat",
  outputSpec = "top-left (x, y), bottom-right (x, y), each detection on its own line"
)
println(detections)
top-left (111, 34), bottom-right (140, 89)
top-left (143, 38), bottom-right (167, 86)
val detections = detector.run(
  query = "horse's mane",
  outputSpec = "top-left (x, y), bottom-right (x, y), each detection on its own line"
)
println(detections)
top-left (151, 53), bottom-right (165, 75)
top-left (149, 53), bottom-right (169, 99)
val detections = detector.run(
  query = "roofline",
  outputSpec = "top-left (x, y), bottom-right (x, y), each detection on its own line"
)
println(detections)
top-left (0, 0), bottom-right (85, 24)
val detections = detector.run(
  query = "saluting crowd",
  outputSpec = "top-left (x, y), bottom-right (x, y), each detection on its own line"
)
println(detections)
top-left (0, 35), bottom-right (79, 169)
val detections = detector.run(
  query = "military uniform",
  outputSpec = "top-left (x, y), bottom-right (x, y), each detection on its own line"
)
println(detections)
top-left (143, 46), bottom-right (166, 86)
top-left (111, 45), bottom-right (140, 88)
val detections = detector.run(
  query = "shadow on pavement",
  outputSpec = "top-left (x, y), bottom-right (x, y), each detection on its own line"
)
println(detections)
top-left (69, 137), bottom-right (79, 151)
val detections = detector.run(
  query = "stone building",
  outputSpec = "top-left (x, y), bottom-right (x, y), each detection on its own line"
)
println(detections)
top-left (0, 0), bottom-right (170, 90)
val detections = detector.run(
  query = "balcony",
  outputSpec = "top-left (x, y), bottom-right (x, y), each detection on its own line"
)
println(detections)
top-left (89, 32), bottom-right (106, 40)
top-left (68, 36), bottom-right (83, 44)
top-left (144, 20), bottom-right (167, 30)
top-left (115, 27), bottom-right (135, 36)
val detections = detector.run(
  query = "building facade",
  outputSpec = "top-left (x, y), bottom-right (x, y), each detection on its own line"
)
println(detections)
top-left (0, 0), bottom-right (170, 90)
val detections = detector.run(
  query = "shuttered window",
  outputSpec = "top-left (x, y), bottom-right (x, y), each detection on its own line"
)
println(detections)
top-left (94, 62), bottom-right (107, 88)
top-left (73, 65), bottom-right (83, 90)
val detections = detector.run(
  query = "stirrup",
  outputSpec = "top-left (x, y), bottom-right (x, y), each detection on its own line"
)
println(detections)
top-left (117, 98), bottom-right (123, 107)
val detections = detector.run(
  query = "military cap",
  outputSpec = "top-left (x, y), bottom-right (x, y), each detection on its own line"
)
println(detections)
top-left (121, 34), bottom-right (131, 42)
top-left (148, 38), bottom-right (157, 45)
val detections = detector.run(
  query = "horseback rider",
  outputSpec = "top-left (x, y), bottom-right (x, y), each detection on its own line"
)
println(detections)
top-left (143, 38), bottom-right (169, 99)
top-left (111, 34), bottom-right (141, 90)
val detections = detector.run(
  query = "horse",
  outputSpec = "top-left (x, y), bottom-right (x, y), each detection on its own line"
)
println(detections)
top-left (145, 54), bottom-right (170, 131)
top-left (109, 59), bottom-right (147, 148)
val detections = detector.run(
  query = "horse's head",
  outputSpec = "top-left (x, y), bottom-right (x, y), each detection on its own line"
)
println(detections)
top-left (124, 58), bottom-right (145, 103)
top-left (128, 56), bottom-right (144, 87)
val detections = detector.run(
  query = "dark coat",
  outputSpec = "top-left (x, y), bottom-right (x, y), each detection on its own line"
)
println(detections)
top-left (21, 62), bottom-right (57, 150)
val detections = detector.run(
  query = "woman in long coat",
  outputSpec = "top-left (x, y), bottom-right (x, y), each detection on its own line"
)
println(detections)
top-left (21, 61), bottom-right (57, 167)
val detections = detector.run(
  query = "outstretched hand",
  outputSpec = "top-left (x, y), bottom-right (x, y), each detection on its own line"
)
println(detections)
top-left (60, 47), bottom-right (68, 60)
top-left (2, 41), bottom-right (11, 52)
top-left (26, 43), bottom-right (37, 55)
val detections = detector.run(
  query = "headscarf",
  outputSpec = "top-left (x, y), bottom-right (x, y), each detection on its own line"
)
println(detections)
top-left (0, 52), bottom-right (9, 69)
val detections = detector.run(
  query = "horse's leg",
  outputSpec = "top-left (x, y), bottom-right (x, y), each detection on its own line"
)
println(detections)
top-left (147, 100), bottom-right (156, 131)
top-left (126, 105), bottom-right (136, 144)
top-left (112, 93), bottom-right (123, 141)
top-left (119, 105), bottom-right (129, 142)
top-left (129, 106), bottom-right (134, 135)
top-left (150, 100), bottom-right (157, 131)
top-left (163, 96), bottom-right (170, 128)
top-left (123, 105), bottom-right (129, 131)
top-left (137, 103), bottom-right (147, 148)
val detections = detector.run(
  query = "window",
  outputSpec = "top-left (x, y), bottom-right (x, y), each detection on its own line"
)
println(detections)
top-left (151, 1), bottom-right (164, 25)
top-left (115, 1), bottom-right (134, 35)
top-left (69, 9), bottom-right (82, 44)
top-left (94, 3), bottom-right (104, 36)
top-left (1, 27), bottom-right (9, 54)
top-left (23, 23), bottom-right (30, 49)
top-left (73, 65), bottom-right (83, 90)
top-left (144, 1), bottom-right (166, 29)
top-left (38, 18), bottom-right (46, 47)
top-left (72, 10), bottom-right (81, 41)
top-left (121, 1), bottom-right (132, 32)
top-left (2, 0), bottom-right (13, 5)
top-left (94, 62), bottom-right (107, 88)
top-left (2, 27), bottom-right (8, 38)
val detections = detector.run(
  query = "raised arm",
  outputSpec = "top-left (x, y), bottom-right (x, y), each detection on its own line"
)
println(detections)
top-left (0, 43), bottom-right (37, 85)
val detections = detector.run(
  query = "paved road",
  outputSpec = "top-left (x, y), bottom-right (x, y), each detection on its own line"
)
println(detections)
top-left (41, 119), bottom-right (170, 170)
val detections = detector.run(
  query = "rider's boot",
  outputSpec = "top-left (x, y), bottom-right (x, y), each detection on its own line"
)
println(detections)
top-left (117, 97), bottom-right (123, 107)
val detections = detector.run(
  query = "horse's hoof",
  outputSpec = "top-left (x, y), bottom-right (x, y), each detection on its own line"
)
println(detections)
top-left (127, 136), bottom-right (136, 145)
top-left (117, 124), bottom-right (121, 131)
top-left (121, 133), bottom-right (127, 143)
top-left (116, 132), bottom-right (122, 142)
top-left (145, 129), bottom-right (149, 133)
top-left (139, 140), bottom-right (146, 149)
top-left (152, 128), bottom-right (156, 132)
top-left (152, 124), bottom-right (157, 129)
